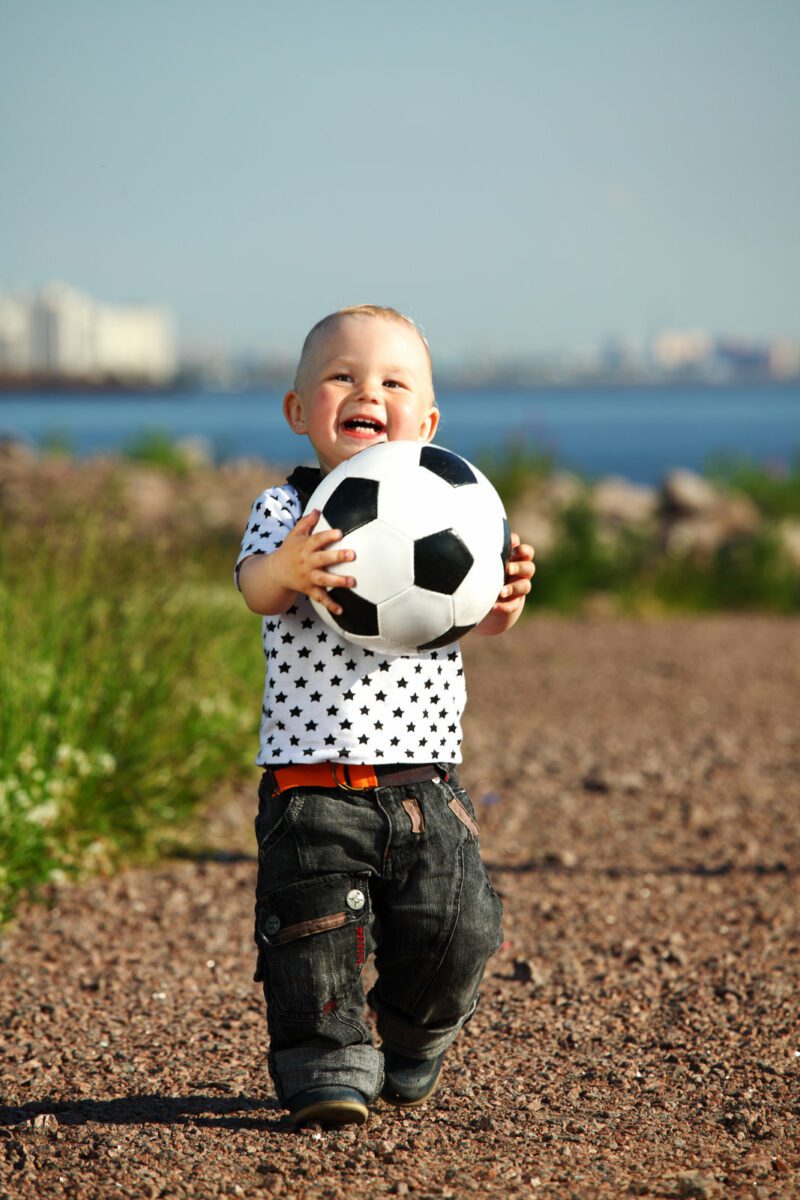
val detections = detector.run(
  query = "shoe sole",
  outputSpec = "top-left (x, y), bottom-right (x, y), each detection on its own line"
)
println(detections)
top-left (289, 1098), bottom-right (369, 1129)
top-left (380, 1073), bottom-right (443, 1109)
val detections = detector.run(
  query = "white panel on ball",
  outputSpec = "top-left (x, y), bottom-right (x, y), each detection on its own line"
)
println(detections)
top-left (378, 588), bottom-right (455, 653)
top-left (330, 520), bottom-right (414, 605)
top-left (377, 471), bottom-right (458, 541)
top-left (453, 559), bottom-right (503, 626)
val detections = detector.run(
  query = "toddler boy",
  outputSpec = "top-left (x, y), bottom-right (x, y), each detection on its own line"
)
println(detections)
top-left (236, 305), bottom-right (534, 1128)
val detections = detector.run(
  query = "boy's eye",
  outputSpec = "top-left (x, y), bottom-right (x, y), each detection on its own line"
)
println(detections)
top-left (332, 373), bottom-right (353, 383)
top-left (383, 379), bottom-right (404, 389)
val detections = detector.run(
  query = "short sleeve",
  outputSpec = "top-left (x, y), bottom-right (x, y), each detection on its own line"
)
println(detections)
top-left (234, 485), bottom-right (302, 589)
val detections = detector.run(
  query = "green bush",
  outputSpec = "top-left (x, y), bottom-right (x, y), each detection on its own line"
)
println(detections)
top-left (706, 452), bottom-right (800, 519)
top-left (0, 519), bottom-right (261, 922)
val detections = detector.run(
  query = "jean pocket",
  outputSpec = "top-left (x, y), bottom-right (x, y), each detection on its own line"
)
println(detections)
top-left (255, 787), bottom-right (303, 855)
top-left (255, 872), bottom-right (370, 1018)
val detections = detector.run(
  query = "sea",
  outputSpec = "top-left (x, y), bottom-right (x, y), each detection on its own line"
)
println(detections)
top-left (1, 383), bottom-right (798, 485)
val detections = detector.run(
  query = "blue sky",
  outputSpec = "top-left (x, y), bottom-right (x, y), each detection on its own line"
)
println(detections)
top-left (1, 0), bottom-right (798, 359)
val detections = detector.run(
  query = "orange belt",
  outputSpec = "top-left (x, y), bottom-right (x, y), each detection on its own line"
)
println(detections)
top-left (267, 762), bottom-right (441, 795)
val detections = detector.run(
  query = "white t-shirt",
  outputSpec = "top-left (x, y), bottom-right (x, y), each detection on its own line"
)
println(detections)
top-left (236, 481), bottom-right (467, 766)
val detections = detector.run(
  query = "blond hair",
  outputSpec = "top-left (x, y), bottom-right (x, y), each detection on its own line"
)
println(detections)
top-left (294, 305), bottom-right (434, 401)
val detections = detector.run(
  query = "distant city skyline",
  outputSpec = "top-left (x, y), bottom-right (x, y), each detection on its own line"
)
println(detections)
top-left (2, 1), bottom-right (798, 360)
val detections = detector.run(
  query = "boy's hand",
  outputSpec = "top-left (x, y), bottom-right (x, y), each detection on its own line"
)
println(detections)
top-left (272, 509), bottom-right (356, 615)
top-left (473, 533), bottom-right (535, 636)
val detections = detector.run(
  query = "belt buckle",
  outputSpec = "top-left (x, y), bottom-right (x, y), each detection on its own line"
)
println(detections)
top-left (332, 763), bottom-right (360, 792)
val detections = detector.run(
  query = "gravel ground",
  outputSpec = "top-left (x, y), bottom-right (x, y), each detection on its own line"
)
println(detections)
top-left (2, 617), bottom-right (799, 1200)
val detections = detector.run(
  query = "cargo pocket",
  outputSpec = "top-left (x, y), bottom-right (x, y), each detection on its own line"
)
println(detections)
top-left (255, 873), bottom-right (370, 1019)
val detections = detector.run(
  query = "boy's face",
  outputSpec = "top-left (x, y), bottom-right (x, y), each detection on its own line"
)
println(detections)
top-left (283, 315), bottom-right (440, 475)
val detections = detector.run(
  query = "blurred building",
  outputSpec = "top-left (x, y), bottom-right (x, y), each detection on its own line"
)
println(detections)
top-left (0, 282), bottom-right (177, 384)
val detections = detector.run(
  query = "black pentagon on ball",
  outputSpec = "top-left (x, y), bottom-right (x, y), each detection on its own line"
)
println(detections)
top-left (419, 445), bottom-right (477, 487)
top-left (418, 622), bottom-right (477, 652)
top-left (328, 588), bottom-right (379, 637)
top-left (414, 529), bottom-right (474, 595)
top-left (501, 517), bottom-right (512, 572)
top-left (322, 477), bottom-right (379, 536)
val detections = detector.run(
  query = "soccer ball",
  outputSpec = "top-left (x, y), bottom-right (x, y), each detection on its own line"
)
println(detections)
top-left (304, 441), bottom-right (511, 655)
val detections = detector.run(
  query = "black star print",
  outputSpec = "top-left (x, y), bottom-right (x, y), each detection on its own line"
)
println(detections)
top-left (340, 748), bottom-right (350, 758)
top-left (290, 706), bottom-right (302, 717)
top-left (314, 662), bottom-right (325, 673)
top-left (289, 735), bottom-right (299, 746)
top-left (358, 734), bottom-right (369, 745)
top-left (424, 680), bottom-right (433, 690)
top-left (325, 735), bottom-right (336, 746)
top-left (443, 681), bottom-right (450, 691)
top-left (345, 659), bottom-right (357, 671)
top-left (302, 618), bottom-right (314, 629)
top-left (295, 677), bottom-right (307, 688)
top-left (415, 664), bottom-right (422, 674)
top-left (305, 721), bottom-right (317, 732)
top-left (303, 747), bottom-right (314, 757)
top-left (297, 647), bottom-right (311, 659)
top-left (250, 522), bottom-right (261, 533)
top-left (266, 621), bottom-right (276, 632)
top-left (431, 651), bottom-right (439, 659)
top-left (439, 708), bottom-right (447, 719)
top-left (408, 722), bottom-right (416, 733)
top-left (449, 723), bottom-right (457, 733)
top-left (375, 690), bottom-right (386, 702)
top-left (420, 736), bottom-right (428, 747)
top-left (410, 693), bottom-right (419, 704)
top-left (281, 632), bottom-right (295, 645)
top-left (375, 720), bottom-right (383, 731)
top-left (274, 692), bottom-right (287, 704)
top-left (390, 736), bottom-right (400, 746)
top-left (363, 649), bottom-right (374, 657)
top-left (276, 720), bottom-right (286, 731)
top-left (423, 709), bottom-right (429, 719)
top-left (310, 691), bottom-right (322, 703)
top-left (316, 630), bottom-right (328, 641)
top-left (327, 706), bottom-right (337, 716)
top-left (393, 708), bottom-right (402, 718)
top-left (287, 605), bottom-right (298, 615)
top-left (332, 646), bottom-right (345, 657)
top-left (378, 660), bottom-right (390, 672)
top-left (360, 706), bottom-right (369, 716)
top-left (397, 678), bottom-right (408, 689)
top-left (341, 719), bottom-right (352, 730)
top-left (331, 675), bottom-right (342, 687)
top-left (255, 501), bottom-right (263, 512)
top-left (447, 650), bottom-right (458, 661)
top-left (343, 689), bottom-right (354, 701)
top-left (279, 663), bottom-right (290, 674)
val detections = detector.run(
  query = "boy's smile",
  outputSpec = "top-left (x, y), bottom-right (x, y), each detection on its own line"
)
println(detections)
top-left (283, 314), bottom-right (439, 475)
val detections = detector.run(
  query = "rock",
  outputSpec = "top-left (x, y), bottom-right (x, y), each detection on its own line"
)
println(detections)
top-left (591, 476), bottom-right (658, 527)
top-left (673, 1170), bottom-right (723, 1199)
top-left (777, 519), bottom-right (800, 570)
top-left (662, 469), bottom-right (720, 516)
top-left (663, 493), bottom-right (761, 561)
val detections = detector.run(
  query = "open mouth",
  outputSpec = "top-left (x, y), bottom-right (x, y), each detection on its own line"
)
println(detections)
top-left (341, 417), bottom-right (386, 436)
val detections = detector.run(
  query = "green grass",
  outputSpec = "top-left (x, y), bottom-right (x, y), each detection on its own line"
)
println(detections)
top-left (0, 519), bottom-right (261, 922)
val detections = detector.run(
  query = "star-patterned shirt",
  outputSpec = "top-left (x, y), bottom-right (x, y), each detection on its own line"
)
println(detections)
top-left (236, 480), bottom-right (467, 766)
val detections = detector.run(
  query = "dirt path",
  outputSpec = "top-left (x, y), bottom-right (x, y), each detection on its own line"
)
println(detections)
top-left (2, 617), bottom-right (799, 1199)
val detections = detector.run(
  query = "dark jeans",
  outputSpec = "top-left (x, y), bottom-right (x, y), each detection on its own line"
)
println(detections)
top-left (253, 766), bottom-right (504, 1105)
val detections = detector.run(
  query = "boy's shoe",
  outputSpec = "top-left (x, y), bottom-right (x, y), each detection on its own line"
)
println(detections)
top-left (288, 1085), bottom-right (369, 1129)
top-left (380, 1050), bottom-right (445, 1108)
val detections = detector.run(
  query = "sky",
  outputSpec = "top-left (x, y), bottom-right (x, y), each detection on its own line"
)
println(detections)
top-left (1, 0), bottom-right (799, 360)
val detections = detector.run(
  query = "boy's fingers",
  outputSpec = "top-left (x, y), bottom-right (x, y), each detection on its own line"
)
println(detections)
top-left (316, 546), bottom-right (356, 566)
top-left (295, 509), bottom-right (321, 533)
top-left (311, 570), bottom-right (356, 590)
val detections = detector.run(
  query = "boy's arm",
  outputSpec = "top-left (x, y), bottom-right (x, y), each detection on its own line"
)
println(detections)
top-left (238, 509), bottom-right (356, 616)
top-left (472, 533), bottom-right (535, 637)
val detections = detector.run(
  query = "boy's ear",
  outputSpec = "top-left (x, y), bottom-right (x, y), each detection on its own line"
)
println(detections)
top-left (283, 391), bottom-right (307, 433)
top-left (419, 406), bottom-right (440, 444)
